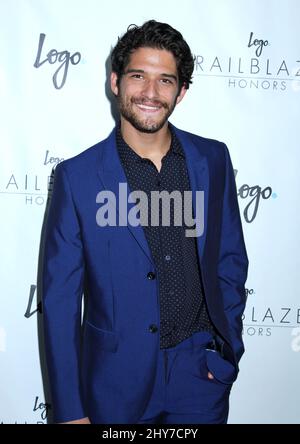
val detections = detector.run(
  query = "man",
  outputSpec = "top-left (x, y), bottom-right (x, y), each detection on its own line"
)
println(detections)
top-left (42, 20), bottom-right (248, 424)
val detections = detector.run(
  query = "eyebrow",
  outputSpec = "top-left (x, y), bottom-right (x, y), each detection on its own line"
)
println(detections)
top-left (124, 69), bottom-right (178, 82)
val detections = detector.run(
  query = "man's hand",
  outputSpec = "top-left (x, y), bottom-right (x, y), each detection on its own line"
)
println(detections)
top-left (61, 417), bottom-right (91, 424)
top-left (208, 372), bottom-right (214, 380)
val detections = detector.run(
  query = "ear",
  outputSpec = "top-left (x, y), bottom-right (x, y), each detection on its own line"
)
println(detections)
top-left (176, 84), bottom-right (187, 105)
top-left (110, 72), bottom-right (119, 96)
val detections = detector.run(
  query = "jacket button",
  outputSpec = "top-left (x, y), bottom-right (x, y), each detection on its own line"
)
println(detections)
top-left (149, 324), bottom-right (158, 333)
top-left (147, 272), bottom-right (156, 280)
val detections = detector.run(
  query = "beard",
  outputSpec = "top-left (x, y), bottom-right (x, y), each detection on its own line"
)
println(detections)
top-left (117, 94), bottom-right (177, 134)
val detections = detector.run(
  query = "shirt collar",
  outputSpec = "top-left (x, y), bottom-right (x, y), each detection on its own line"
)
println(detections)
top-left (116, 123), bottom-right (185, 165)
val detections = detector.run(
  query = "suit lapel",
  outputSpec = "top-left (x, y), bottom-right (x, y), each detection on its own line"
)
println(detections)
top-left (172, 125), bottom-right (209, 260)
top-left (97, 125), bottom-right (209, 265)
top-left (97, 128), bottom-right (155, 266)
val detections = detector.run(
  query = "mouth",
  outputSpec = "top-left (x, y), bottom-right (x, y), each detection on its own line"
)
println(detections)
top-left (135, 102), bottom-right (163, 113)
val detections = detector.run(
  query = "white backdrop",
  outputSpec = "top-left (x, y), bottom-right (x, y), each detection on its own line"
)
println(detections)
top-left (0, 0), bottom-right (299, 424)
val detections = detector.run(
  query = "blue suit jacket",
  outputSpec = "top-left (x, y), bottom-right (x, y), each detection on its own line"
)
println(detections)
top-left (42, 124), bottom-right (248, 423)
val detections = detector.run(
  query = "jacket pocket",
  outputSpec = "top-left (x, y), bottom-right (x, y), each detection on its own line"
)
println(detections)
top-left (85, 320), bottom-right (119, 352)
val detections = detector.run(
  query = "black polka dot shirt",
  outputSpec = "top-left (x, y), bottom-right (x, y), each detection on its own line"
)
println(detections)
top-left (116, 125), bottom-right (215, 348)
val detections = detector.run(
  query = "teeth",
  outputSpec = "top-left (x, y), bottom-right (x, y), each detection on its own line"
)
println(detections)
top-left (137, 104), bottom-right (160, 110)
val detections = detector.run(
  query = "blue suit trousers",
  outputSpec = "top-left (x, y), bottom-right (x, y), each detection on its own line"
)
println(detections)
top-left (137, 331), bottom-right (232, 424)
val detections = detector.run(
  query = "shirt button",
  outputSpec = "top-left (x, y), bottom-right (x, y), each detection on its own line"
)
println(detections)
top-left (149, 324), bottom-right (158, 333)
top-left (165, 255), bottom-right (171, 261)
top-left (147, 272), bottom-right (156, 280)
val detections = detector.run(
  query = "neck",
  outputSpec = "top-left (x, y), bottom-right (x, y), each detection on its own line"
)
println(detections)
top-left (120, 118), bottom-right (171, 159)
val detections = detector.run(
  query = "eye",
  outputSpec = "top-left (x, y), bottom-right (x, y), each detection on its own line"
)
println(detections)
top-left (131, 74), bottom-right (143, 80)
top-left (161, 78), bottom-right (173, 85)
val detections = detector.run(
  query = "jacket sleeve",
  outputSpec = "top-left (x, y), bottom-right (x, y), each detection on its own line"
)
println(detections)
top-left (42, 162), bottom-right (86, 422)
top-left (217, 144), bottom-right (249, 364)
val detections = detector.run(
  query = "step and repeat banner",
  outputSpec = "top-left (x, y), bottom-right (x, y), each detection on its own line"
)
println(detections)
top-left (0, 0), bottom-right (299, 424)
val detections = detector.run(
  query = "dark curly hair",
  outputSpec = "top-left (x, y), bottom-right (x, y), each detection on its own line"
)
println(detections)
top-left (111, 20), bottom-right (194, 90)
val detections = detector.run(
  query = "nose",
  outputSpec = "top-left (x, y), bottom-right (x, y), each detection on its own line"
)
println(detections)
top-left (141, 79), bottom-right (159, 99)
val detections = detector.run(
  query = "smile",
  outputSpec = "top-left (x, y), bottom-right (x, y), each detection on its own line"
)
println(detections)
top-left (135, 103), bottom-right (162, 112)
